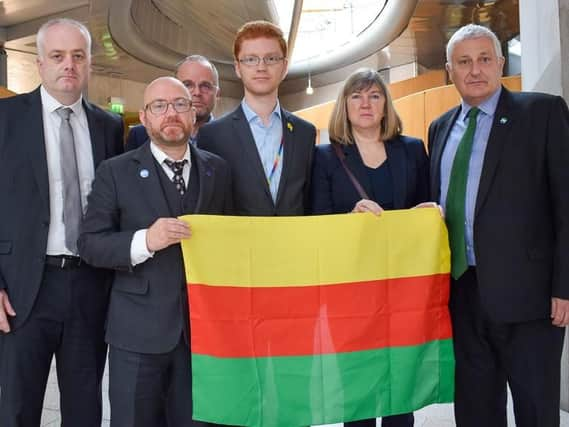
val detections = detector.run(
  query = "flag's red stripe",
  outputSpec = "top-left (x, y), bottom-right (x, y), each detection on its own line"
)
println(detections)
top-left (188, 274), bottom-right (451, 358)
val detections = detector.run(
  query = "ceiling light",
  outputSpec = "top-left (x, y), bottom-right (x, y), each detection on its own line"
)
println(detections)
top-left (306, 72), bottom-right (314, 95)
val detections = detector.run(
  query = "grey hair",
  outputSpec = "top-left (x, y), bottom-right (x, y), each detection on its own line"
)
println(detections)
top-left (446, 24), bottom-right (503, 63)
top-left (36, 18), bottom-right (92, 59)
top-left (175, 54), bottom-right (220, 87)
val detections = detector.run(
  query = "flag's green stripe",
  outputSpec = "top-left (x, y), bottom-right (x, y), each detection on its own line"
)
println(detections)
top-left (192, 339), bottom-right (454, 427)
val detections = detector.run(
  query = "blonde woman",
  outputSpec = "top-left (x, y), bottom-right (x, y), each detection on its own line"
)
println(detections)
top-left (310, 68), bottom-right (429, 426)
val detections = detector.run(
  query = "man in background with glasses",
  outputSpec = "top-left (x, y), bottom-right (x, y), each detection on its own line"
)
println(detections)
top-left (198, 20), bottom-right (316, 216)
top-left (125, 55), bottom-right (220, 150)
top-left (79, 76), bottom-right (232, 427)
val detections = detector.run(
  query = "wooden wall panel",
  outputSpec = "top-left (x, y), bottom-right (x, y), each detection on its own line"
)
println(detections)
top-left (389, 70), bottom-right (447, 100)
top-left (393, 93), bottom-right (426, 142)
top-left (296, 76), bottom-right (522, 139)
top-left (0, 86), bottom-right (16, 98)
top-left (423, 85), bottom-right (462, 128)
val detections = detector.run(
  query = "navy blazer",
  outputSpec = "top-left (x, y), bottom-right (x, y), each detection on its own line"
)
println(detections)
top-left (198, 105), bottom-right (316, 216)
top-left (429, 87), bottom-right (569, 322)
top-left (0, 87), bottom-right (124, 330)
top-left (125, 124), bottom-right (148, 151)
top-left (310, 135), bottom-right (429, 214)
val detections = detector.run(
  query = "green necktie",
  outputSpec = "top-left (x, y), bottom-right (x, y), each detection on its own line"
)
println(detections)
top-left (446, 107), bottom-right (480, 279)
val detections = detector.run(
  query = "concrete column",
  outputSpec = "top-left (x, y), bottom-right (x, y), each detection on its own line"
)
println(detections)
top-left (519, 0), bottom-right (569, 412)
top-left (0, 46), bottom-right (7, 87)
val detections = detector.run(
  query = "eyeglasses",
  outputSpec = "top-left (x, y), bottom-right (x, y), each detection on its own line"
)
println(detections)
top-left (145, 98), bottom-right (192, 115)
top-left (238, 55), bottom-right (285, 67)
top-left (183, 80), bottom-right (217, 94)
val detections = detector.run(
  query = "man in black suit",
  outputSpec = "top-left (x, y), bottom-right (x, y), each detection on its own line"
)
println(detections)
top-left (0, 18), bottom-right (124, 426)
top-left (428, 24), bottom-right (569, 426)
top-left (198, 21), bottom-right (316, 215)
top-left (126, 55), bottom-right (220, 150)
top-left (79, 76), bottom-right (232, 427)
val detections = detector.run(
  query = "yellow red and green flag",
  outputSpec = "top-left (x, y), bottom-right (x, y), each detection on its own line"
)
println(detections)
top-left (181, 209), bottom-right (453, 426)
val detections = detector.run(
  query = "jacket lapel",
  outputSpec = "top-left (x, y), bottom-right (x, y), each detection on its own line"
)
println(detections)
top-left (430, 107), bottom-right (460, 201)
top-left (131, 143), bottom-right (172, 218)
top-left (275, 109), bottom-right (295, 206)
top-left (232, 106), bottom-right (273, 202)
top-left (475, 87), bottom-right (515, 217)
top-left (83, 100), bottom-right (106, 168)
top-left (191, 146), bottom-right (214, 213)
top-left (385, 139), bottom-right (407, 209)
top-left (23, 88), bottom-right (50, 213)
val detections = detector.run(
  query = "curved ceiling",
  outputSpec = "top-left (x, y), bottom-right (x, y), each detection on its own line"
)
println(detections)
top-left (1, 0), bottom-right (520, 97)
top-left (107, 0), bottom-right (419, 80)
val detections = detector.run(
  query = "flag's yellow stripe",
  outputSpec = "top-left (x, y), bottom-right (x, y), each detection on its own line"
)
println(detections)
top-left (180, 208), bottom-right (449, 287)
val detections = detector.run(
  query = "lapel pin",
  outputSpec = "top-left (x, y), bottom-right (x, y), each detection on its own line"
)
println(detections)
top-left (499, 117), bottom-right (508, 124)
top-left (287, 122), bottom-right (293, 132)
top-left (139, 169), bottom-right (149, 178)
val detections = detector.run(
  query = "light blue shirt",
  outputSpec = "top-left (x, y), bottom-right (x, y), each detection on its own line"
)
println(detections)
top-left (440, 87), bottom-right (502, 266)
top-left (241, 99), bottom-right (284, 202)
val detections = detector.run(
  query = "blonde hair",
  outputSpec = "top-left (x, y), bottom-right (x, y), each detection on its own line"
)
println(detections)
top-left (329, 68), bottom-right (402, 145)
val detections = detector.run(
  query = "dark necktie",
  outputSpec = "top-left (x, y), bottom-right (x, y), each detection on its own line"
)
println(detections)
top-left (56, 107), bottom-right (82, 254)
top-left (446, 107), bottom-right (480, 279)
top-left (164, 159), bottom-right (188, 196)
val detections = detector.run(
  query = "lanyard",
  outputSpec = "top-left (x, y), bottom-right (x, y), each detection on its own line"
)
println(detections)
top-left (267, 135), bottom-right (284, 185)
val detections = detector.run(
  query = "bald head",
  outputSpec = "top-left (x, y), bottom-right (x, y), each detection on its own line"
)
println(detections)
top-left (140, 76), bottom-right (196, 151)
top-left (143, 76), bottom-right (190, 106)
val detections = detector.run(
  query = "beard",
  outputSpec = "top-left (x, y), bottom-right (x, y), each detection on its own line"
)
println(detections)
top-left (147, 119), bottom-right (191, 146)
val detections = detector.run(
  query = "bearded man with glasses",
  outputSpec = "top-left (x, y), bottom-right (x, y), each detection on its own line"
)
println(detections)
top-left (79, 76), bottom-right (232, 427)
top-left (198, 20), bottom-right (316, 216)
top-left (126, 55), bottom-right (221, 150)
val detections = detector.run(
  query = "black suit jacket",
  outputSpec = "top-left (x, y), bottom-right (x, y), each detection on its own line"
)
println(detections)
top-left (310, 135), bottom-right (430, 214)
top-left (0, 87), bottom-right (124, 330)
top-left (428, 87), bottom-right (569, 322)
top-left (78, 143), bottom-right (232, 354)
top-left (198, 105), bottom-right (316, 215)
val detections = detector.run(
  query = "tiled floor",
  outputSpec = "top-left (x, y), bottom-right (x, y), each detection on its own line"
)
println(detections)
top-left (40, 358), bottom-right (569, 426)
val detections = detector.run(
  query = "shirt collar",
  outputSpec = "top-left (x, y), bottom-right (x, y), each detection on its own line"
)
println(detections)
top-left (241, 98), bottom-right (281, 124)
top-left (40, 85), bottom-right (84, 117)
top-left (460, 85), bottom-right (502, 121)
top-left (150, 141), bottom-right (191, 166)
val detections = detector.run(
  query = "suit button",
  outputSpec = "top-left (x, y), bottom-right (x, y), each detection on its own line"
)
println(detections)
top-left (42, 220), bottom-right (49, 228)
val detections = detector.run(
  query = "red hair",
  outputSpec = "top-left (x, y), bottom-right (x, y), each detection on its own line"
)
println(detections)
top-left (233, 21), bottom-right (287, 60)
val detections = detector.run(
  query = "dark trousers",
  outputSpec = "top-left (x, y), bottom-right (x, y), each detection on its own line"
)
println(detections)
top-left (345, 413), bottom-right (414, 427)
top-left (110, 338), bottom-right (218, 427)
top-left (0, 263), bottom-right (109, 427)
top-left (450, 267), bottom-right (565, 427)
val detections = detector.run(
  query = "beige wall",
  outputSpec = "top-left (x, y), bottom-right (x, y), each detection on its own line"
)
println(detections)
top-left (6, 50), bottom-right (41, 94)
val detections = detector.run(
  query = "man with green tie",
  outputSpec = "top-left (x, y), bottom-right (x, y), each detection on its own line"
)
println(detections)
top-left (428, 24), bottom-right (569, 427)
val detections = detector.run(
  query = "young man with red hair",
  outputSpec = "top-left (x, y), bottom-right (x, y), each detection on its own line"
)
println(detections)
top-left (198, 20), bottom-right (316, 216)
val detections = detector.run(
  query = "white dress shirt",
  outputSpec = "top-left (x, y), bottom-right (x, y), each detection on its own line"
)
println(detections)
top-left (41, 86), bottom-right (94, 256)
top-left (130, 142), bottom-right (191, 266)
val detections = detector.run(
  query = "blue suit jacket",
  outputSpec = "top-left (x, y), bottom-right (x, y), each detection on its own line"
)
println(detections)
top-left (125, 124), bottom-right (148, 151)
top-left (310, 135), bottom-right (429, 214)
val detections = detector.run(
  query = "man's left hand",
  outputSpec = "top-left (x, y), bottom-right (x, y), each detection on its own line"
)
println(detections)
top-left (551, 297), bottom-right (569, 327)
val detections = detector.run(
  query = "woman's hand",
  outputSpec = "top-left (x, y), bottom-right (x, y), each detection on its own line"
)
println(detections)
top-left (412, 202), bottom-right (444, 217)
top-left (352, 199), bottom-right (383, 216)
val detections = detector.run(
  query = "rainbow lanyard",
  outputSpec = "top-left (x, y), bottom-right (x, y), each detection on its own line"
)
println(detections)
top-left (267, 136), bottom-right (284, 185)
